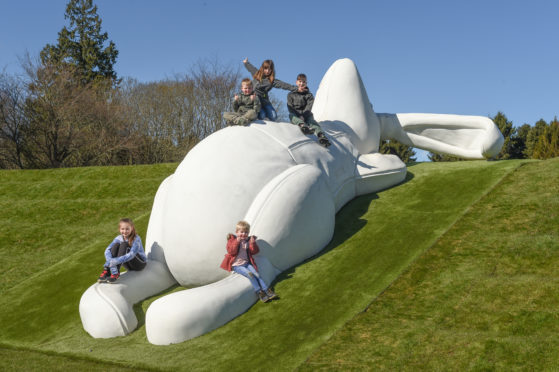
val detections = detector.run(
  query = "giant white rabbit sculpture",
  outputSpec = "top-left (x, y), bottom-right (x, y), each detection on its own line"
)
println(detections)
top-left (80, 58), bottom-right (504, 345)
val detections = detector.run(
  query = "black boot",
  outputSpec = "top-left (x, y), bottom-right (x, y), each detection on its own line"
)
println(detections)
top-left (299, 123), bottom-right (313, 134)
top-left (318, 133), bottom-right (331, 147)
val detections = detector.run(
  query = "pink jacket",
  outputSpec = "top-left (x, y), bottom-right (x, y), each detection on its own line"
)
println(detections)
top-left (220, 235), bottom-right (260, 272)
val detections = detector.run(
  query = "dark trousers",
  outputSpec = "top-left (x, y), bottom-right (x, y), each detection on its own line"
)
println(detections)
top-left (108, 241), bottom-right (146, 272)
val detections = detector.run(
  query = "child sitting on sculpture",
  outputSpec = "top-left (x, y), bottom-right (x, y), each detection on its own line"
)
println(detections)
top-left (98, 218), bottom-right (147, 283)
top-left (223, 78), bottom-right (261, 126)
top-left (287, 73), bottom-right (331, 147)
top-left (243, 58), bottom-right (297, 121)
top-left (220, 220), bottom-right (278, 302)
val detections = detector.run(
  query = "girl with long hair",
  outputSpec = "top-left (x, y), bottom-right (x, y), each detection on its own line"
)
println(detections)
top-left (98, 218), bottom-right (147, 283)
top-left (243, 58), bottom-right (298, 121)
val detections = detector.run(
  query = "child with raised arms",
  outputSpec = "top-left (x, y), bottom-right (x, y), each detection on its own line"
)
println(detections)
top-left (243, 58), bottom-right (297, 121)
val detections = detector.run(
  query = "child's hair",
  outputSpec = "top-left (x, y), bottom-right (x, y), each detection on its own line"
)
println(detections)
top-left (236, 220), bottom-right (250, 233)
top-left (297, 73), bottom-right (307, 81)
top-left (119, 218), bottom-right (137, 245)
top-left (241, 78), bottom-right (252, 87)
top-left (253, 60), bottom-right (275, 83)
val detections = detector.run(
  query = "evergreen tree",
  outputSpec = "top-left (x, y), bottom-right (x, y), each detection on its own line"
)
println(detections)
top-left (524, 119), bottom-right (548, 158)
top-left (428, 152), bottom-right (464, 162)
top-left (493, 111), bottom-right (516, 160)
top-left (17, 0), bottom-right (122, 168)
top-left (379, 140), bottom-right (416, 163)
top-left (509, 123), bottom-right (531, 159)
top-left (40, 0), bottom-right (118, 85)
top-left (533, 118), bottom-right (559, 159)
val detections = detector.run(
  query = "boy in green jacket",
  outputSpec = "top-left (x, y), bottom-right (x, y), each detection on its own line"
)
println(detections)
top-left (287, 74), bottom-right (331, 147)
top-left (223, 78), bottom-right (261, 126)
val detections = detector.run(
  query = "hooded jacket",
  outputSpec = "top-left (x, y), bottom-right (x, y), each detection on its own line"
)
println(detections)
top-left (287, 89), bottom-right (314, 118)
top-left (220, 235), bottom-right (260, 272)
top-left (233, 91), bottom-right (261, 114)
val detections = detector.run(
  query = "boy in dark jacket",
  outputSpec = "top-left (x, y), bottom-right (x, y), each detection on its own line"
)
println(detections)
top-left (223, 78), bottom-right (261, 126)
top-left (287, 74), bottom-right (331, 147)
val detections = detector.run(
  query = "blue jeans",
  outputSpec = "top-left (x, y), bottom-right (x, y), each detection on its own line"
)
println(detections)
top-left (258, 103), bottom-right (277, 121)
top-left (232, 263), bottom-right (268, 292)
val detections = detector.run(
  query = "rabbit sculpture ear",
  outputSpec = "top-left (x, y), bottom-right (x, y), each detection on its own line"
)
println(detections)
top-left (376, 113), bottom-right (504, 159)
top-left (313, 58), bottom-right (381, 155)
top-left (313, 58), bottom-right (504, 160)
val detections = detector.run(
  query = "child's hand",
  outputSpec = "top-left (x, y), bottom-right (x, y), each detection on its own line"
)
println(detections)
top-left (234, 94), bottom-right (239, 101)
top-left (250, 94), bottom-right (255, 101)
top-left (243, 58), bottom-right (248, 64)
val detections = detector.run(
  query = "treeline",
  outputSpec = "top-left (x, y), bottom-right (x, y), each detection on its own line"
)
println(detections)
top-left (0, 61), bottom-right (242, 169)
top-left (1, 0), bottom-right (557, 169)
top-left (0, 0), bottom-right (242, 169)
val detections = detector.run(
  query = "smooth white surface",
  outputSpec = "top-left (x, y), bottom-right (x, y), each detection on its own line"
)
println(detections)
top-left (80, 58), bottom-right (504, 345)
top-left (377, 113), bottom-right (504, 159)
top-left (79, 261), bottom-right (176, 338)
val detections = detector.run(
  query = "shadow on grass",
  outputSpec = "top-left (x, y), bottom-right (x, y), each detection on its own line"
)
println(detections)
top-left (132, 284), bottom-right (181, 330)
top-left (132, 170), bottom-right (415, 331)
top-left (273, 171), bottom-right (414, 285)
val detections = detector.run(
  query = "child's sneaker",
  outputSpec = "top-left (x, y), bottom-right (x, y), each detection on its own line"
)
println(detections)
top-left (98, 269), bottom-right (110, 282)
top-left (257, 290), bottom-right (269, 303)
top-left (107, 273), bottom-right (120, 283)
top-left (266, 288), bottom-right (278, 300)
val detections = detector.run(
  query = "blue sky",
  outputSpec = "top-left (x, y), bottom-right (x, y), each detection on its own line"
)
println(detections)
top-left (2, 0), bottom-right (558, 160)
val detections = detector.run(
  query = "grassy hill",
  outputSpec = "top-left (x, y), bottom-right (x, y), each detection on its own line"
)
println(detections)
top-left (0, 158), bottom-right (557, 371)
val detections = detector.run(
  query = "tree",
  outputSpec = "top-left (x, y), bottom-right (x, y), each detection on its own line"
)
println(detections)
top-left (40, 0), bottom-right (118, 86)
top-left (533, 118), bottom-right (559, 159)
top-left (0, 73), bottom-right (28, 168)
top-left (117, 59), bottom-right (241, 164)
top-left (21, 62), bottom-right (128, 168)
top-left (493, 111), bottom-right (516, 160)
top-left (508, 123), bottom-right (531, 159)
top-left (524, 119), bottom-right (548, 158)
top-left (379, 140), bottom-right (416, 163)
top-left (428, 152), bottom-right (464, 162)
top-left (13, 0), bottom-right (125, 168)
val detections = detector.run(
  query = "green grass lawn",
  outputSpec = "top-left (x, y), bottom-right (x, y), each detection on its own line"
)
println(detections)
top-left (302, 158), bottom-right (559, 370)
top-left (1, 158), bottom-right (556, 371)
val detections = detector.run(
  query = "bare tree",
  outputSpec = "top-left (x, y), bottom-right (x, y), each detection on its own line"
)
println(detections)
top-left (189, 59), bottom-right (240, 139)
top-left (2, 56), bottom-right (242, 168)
top-left (118, 59), bottom-right (240, 164)
top-left (0, 72), bottom-right (28, 168)
top-left (22, 60), bottom-right (129, 168)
